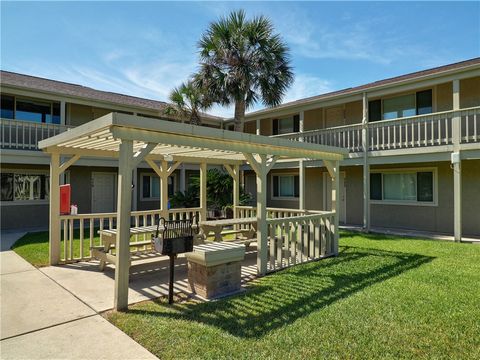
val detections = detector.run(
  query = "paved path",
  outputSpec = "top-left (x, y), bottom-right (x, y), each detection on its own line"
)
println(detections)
top-left (0, 233), bottom-right (157, 359)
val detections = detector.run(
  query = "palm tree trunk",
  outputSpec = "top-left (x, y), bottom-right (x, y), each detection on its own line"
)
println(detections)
top-left (190, 110), bottom-right (201, 126)
top-left (233, 100), bottom-right (246, 132)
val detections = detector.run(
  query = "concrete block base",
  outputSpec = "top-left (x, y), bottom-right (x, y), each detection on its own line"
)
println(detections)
top-left (187, 260), bottom-right (242, 299)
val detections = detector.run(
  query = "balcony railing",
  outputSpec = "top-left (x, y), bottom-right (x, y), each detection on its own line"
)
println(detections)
top-left (0, 118), bottom-right (71, 151)
top-left (275, 107), bottom-right (480, 152)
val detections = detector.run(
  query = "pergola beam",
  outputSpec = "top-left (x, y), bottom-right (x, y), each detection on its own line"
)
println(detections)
top-left (112, 127), bottom-right (344, 161)
top-left (59, 154), bottom-right (81, 173)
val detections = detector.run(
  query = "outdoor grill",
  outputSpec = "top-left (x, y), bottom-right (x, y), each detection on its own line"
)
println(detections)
top-left (152, 216), bottom-right (198, 304)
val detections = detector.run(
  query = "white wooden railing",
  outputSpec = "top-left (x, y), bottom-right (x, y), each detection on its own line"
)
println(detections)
top-left (279, 124), bottom-right (363, 152)
top-left (275, 107), bottom-right (480, 152)
top-left (59, 207), bottom-right (201, 263)
top-left (461, 107), bottom-right (480, 143)
top-left (266, 211), bottom-right (336, 272)
top-left (0, 118), bottom-right (71, 150)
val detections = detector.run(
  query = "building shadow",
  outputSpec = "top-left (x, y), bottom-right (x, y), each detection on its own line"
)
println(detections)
top-left (127, 246), bottom-right (434, 338)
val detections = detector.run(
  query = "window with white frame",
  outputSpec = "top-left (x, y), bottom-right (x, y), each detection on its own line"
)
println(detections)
top-left (370, 169), bottom-right (435, 204)
top-left (141, 174), bottom-right (175, 200)
top-left (1, 171), bottom-right (49, 202)
top-left (272, 174), bottom-right (299, 199)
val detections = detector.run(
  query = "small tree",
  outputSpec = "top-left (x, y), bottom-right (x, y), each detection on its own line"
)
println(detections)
top-left (169, 169), bottom-right (251, 210)
top-left (165, 80), bottom-right (211, 125)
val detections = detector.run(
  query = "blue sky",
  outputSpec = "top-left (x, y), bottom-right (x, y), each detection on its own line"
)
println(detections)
top-left (2, 1), bottom-right (479, 117)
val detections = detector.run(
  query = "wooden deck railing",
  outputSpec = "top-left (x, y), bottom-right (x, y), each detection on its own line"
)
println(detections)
top-left (0, 118), bottom-right (71, 150)
top-left (266, 211), bottom-right (336, 272)
top-left (275, 107), bottom-right (480, 152)
top-left (59, 207), bottom-right (201, 263)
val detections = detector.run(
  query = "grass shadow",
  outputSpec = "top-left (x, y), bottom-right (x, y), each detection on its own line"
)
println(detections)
top-left (127, 245), bottom-right (434, 338)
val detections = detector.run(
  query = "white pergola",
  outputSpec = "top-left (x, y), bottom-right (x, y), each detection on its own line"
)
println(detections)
top-left (39, 113), bottom-right (347, 310)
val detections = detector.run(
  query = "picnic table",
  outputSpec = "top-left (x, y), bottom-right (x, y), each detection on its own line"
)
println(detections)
top-left (199, 217), bottom-right (257, 242)
top-left (92, 225), bottom-right (160, 271)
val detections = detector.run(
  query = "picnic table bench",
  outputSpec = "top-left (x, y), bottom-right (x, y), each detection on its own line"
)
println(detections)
top-left (199, 217), bottom-right (257, 245)
top-left (92, 224), bottom-right (200, 271)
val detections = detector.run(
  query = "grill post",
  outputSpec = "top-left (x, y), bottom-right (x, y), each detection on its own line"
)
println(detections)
top-left (168, 254), bottom-right (175, 304)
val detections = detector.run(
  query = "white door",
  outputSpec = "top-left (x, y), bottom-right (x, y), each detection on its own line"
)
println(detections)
top-left (92, 172), bottom-right (117, 213)
top-left (324, 172), bottom-right (347, 224)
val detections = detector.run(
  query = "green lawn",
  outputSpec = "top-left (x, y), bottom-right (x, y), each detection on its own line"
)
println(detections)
top-left (106, 232), bottom-right (480, 359)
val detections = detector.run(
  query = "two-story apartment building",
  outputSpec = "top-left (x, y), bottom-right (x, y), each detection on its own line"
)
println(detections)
top-left (0, 71), bottom-right (223, 229)
top-left (1, 58), bottom-right (479, 240)
top-left (232, 58), bottom-right (480, 239)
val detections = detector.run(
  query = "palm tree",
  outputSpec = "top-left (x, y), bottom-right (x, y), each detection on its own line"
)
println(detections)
top-left (196, 10), bottom-right (294, 132)
top-left (165, 80), bottom-right (211, 126)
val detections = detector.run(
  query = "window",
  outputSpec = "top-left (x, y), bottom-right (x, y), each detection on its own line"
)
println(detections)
top-left (368, 99), bottom-right (382, 122)
top-left (272, 174), bottom-right (299, 198)
top-left (1, 172), bottom-right (49, 202)
top-left (383, 94), bottom-right (416, 120)
top-left (370, 170), bottom-right (435, 204)
top-left (2, 96), bottom-right (61, 124)
top-left (272, 115), bottom-right (300, 135)
top-left (1, 95), bottom-right (14, 119)
top-left (416, 90), bottom-right (433, 115)
top-left (370, 89), bottom-right (433, 121)
top-left (141, 174), bottom-right (175, 200)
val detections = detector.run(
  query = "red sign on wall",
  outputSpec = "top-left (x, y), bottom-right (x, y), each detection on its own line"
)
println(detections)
top-left (60, 184), bottom-right (71, 215)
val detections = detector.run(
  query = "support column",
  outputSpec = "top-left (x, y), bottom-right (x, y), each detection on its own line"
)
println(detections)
top-left (233, 165), bottom-right (240, 218)
top-left (60, 100), bottom-right (66, 125)
top-left (299, 160), bottom-right (306, 210)
top-left (160, 160), bottom-right (169, 219)
top-left (114, 139), bottom-right (133, 311)
top-left (452, 79), bottom-right (462, 242)
top-left (256, 119), bottom-right (261, 135)
top-left (180, 165), bottom-right (186, 193)
top-left (132, 168), bottom-right (137, 211)
top-left (200, 162), bottom-right (207, 221)
top-left (243, 153), bottom-right (278, 276)
top-left (49, 153), bottom-right (61, 265)
top-left (362, 92), bottom-right (370, 231)
top-left (256, 155), bottom-right (268, 275)
top-left (299, 111), bottom-right (305, 142)
top-left (332, 161), bottom-right (340, 255)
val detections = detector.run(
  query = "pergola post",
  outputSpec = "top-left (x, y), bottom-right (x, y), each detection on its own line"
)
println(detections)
top-left (200, 162), bottom-right (207, 222)
top-left (114, 139), bottom-right (134, 311)
top-left (160, 160), bottom-right (169, 219)
top-left (224, 164), bottom-right (240, 220)
top-left (49, 153), bottom-right (61, 265)
top-left (324, 160), bottom-right (340, 255)
top-left (49, 153), bottom-right (81, 265)
top-left (244, 153), bottom-right (278, 276)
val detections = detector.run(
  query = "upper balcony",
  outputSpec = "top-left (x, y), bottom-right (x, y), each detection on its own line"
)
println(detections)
top-left (0, 118), bottom-right (71, 151)
top-left (273, 107), bottom-right (480, 153)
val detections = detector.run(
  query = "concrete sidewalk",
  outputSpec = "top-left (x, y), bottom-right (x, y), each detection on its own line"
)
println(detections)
top-left (0, 234), bottom-right (157, 359)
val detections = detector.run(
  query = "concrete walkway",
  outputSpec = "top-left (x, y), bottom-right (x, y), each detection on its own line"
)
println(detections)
top-left (0, 233), bottom-right (157, 360)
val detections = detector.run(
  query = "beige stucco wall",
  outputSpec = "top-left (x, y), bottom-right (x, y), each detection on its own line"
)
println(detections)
top-left (244, 121), bottom-right (256, 134)
top-left (260, 118), bottom-right (272, 136)
top-left (460, 76), bottom-right (480, 108)
top-left (325, 106), bottom-right (344, 128)
top-left (304, 108), bottom-right (323, 130)
top-left (436, 82), bottom-right (453, 112)
top-left (68, 104), bottom-right (129, 127)
top-left (345, 101), bottom-right (362, 125)
top-left (368, 161), bottom-right (480, 236)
